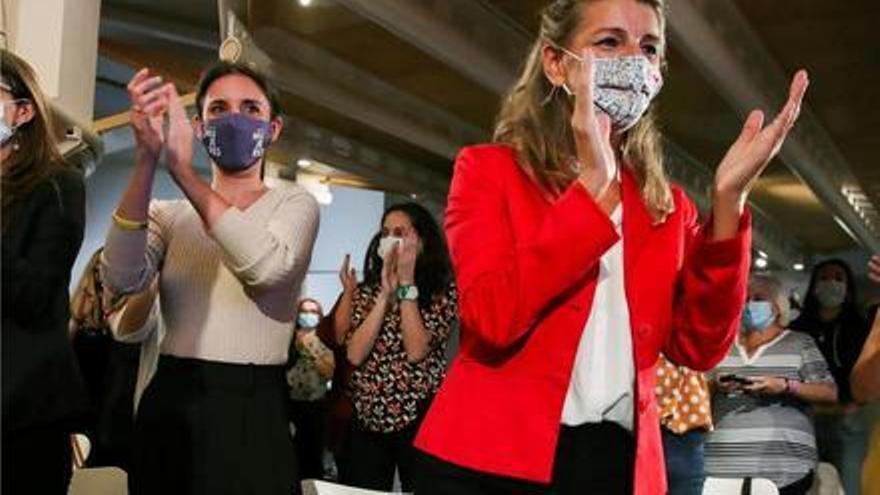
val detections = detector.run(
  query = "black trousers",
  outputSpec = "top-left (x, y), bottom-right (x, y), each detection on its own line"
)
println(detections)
top-left (1, 423), bottom-right (73, 495)
top-left (414, 422), bottom-right (635, 495)
top-left (344, 418), bottom-right (423, 491)
top-left (131, 356), bottom-right (298, 495)
top-left (290, 398), bottom-right (327, 480)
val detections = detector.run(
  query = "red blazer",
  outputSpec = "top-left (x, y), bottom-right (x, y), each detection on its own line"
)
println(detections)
top-left (414, 145), bottom-right (750, 495)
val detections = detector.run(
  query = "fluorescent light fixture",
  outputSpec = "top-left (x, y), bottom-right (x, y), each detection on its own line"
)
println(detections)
top-left (832, 215), bottom-right (859, 243)
top-left (793, 263), bottom-right (805, 271)
top-left (298, 0), bottom-right (313, 6)
top-left (756, 249), bottom-right (768, 259)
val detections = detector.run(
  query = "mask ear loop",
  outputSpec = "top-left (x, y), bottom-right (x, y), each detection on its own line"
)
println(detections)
top-left (541, 83), bottom-right (561, 106)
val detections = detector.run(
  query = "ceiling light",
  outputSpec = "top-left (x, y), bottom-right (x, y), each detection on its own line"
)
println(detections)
top-left (297, 158), bottom-right (313, 169)
top-left (298, 0), bottom-right (313, 6)
top-left (793, 263), bottom-right (805, 272)
top-left (755, 257), bottom-right (768, 269)
top-left (756, 249), bottom-right (768, 259)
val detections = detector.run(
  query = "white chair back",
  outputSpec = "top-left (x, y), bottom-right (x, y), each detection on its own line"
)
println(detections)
top-left (68, 467), bottom-right (128, 495)
top-left (702, 477), bottom-right (779, 495)
top-left (301, 479), bottom-right (410, 495)
top-left (808, 462), bottom-right (844, 495)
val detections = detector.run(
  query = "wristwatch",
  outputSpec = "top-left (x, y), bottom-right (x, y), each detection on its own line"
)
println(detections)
top-left (396, 284), bottom-right (419, 301)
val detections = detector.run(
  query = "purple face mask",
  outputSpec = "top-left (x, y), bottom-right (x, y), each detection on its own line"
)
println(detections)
top-left (201, 113), bottom-right (273, 171)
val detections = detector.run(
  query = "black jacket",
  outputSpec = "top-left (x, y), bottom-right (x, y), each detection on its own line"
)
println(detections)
top-left (2, 166), bottom-right (89, 433)
top-left (789, 309), bottom-right (869, 404)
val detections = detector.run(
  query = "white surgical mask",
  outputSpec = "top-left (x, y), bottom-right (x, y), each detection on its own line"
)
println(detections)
top-left (558, 49), bottom-right (663, 132)
top-left (377, 235), bottom-right (403, 259)
top-left (814, 280), bottom-right (846, 309)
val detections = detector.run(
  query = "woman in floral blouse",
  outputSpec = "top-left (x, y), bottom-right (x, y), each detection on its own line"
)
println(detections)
top-left (343, 203), bottom-right (457, 491)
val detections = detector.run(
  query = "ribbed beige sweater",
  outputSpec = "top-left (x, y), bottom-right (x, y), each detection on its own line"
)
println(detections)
top-left (103, 185), bottom-right (319, 364)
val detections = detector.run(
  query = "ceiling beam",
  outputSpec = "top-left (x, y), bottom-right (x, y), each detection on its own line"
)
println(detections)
top-left (667, 0), bottom-right (880, 252)
top-left (220, 10), bottom-right (466, 160)
top-left (251, 26), bottom-right (486, 149)
top-left (331, 0), bottom-right (527, 94)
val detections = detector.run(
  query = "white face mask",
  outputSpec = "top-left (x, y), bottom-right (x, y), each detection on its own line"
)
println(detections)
top-left (558, 49), bottom-right (663, 132)
top-left (0, 101), bottom-right (17, 146)
top-left (814, 279), bottom-right (847, 309)
top-left (377, 235), bottom-right (403, 260)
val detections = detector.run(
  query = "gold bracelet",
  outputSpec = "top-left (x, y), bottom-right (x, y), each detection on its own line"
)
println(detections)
top-left (112, 210), bottom-right (148, 231)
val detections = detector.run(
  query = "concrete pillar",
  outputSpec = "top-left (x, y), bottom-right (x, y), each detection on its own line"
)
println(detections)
top-left (3, 0), bottom-right (101, 124)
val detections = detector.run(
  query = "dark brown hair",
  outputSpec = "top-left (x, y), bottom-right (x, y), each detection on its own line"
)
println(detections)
top-left (1, 49), bottom-right (69, 228)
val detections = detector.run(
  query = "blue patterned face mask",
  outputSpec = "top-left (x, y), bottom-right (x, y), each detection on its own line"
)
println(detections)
top-left (742, 301), bottom-right (775, 332)
top-left (558, 49), bottom-right (663, 132)
top-left (201, 113), bottom-right (273, 171)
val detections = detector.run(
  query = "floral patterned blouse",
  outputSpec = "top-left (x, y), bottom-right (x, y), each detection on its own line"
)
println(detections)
top-left (347, 282), bottom-right (457, 433)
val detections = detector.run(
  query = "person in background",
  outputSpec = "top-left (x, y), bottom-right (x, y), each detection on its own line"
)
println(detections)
top-left (656, 355), bottom-right (712, 495)
top-left (706, 274), bottom-right (838, 495)
top-left (68, 248), bottom-right (140, 470)
top-left (412, 0), bottom-right (807, 493)
top-left (105, 278), bottom-right (162, 416)
top-left (789, 259), bottom-right (870, 495)
top-left (288, 298), bottom-right (335, 480)
top-left (102, 61), bottom-right (319, 494)
top-left (1, 48), bottom-right (89, 494)
top-left (318, 236), bottom-right (381, 483)
top-left (344, 203), bottom-right (457, 492)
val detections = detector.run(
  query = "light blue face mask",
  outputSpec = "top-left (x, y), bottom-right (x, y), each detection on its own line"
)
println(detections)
top-left (297, 312), bottom-right (320, 329)
top-left (0, 100), bottom-right (21, 146)
top-left (742, 301), bottom-right (775, 332)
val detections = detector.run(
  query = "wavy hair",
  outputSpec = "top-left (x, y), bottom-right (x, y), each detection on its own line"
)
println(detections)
top-left (493, 0), bottom-right (674, 222)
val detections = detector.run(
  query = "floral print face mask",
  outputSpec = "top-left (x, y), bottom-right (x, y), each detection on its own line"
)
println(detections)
top-left (559, 49), bottom-right (664, 132)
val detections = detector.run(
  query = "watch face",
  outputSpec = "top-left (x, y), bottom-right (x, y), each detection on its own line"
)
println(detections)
top-left (398, 285), bottom-right (418, 300)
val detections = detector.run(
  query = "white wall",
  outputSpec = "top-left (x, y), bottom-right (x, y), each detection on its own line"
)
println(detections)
top-left (299, 185), bottom-right (385, 312)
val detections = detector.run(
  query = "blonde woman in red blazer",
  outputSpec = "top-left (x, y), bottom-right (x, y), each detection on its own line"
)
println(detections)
top-left (413, 1), bottom-right (809, 494)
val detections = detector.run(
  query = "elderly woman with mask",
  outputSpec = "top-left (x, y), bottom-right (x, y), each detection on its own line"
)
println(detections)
top-left (706, 274), bottom-right (838, 495)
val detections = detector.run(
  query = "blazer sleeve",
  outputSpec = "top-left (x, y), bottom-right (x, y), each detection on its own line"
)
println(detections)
top-left (445, 146), bottom-right (619, 353)
top-left (1, 168), bottom-right (85, 326)
top-left (664, 193), bottom-right (751, 371)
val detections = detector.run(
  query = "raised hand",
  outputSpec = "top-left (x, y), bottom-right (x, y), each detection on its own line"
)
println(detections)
top-left (127, 68), bottom-right (171, 164)
top-left (339, 254), bottom-right (358, 294)
top-left (396, 232), bottom-right (420, 285)
top-left (163, 84), bottom-right (195, 180)
top-left (570, 49), bottom-right (617, 203)
top-left (715, 70), bottom-right (809, 206)
top-left (380, 244), bottom-right (400, 300)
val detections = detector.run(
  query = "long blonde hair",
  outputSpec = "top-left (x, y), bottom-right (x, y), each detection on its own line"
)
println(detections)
top-left (493, 0), bottom-right (674, 222)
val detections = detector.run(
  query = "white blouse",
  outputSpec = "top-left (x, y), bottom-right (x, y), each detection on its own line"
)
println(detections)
top-left (562, 205), bottom-right (635, 431)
